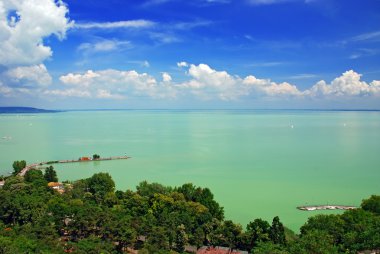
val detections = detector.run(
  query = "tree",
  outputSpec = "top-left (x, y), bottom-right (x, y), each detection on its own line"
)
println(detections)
top-left (190, 227), bottom-right (205, 249)
top-left (252, 242), bottom-right (290, 254)
top-left (145, 226), bottom-right (170, 252)
top-left (12, 160), bottom-right (26, 175)
top-left (270, 216), bottom-right (286, 245)
top-left (174, 224), bottom-right (188, 253)
top-left (300, 214), bottom-right (344, 246)
top-left (218, 220), bottom-right (242, 250)
top-left (87, 172), bottom-right (115, 198)
top-left (92, 154), bottom-right (100, 160)
top-left (44, 166), bottom-right (58, 182)
top-left (136, 181), bottom-right (170, 197)
top-left (288, 230), bottom-right (339, 254)
top-left (361, 195), bottom-right (380, 215)
top-left (246, 219), bottom-right (271, 248)
top-left (24, 169), bottom-right (45, 185)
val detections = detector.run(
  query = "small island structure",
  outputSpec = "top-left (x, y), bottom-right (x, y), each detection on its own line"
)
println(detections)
top-left (297, 205), bottom-right (358, 211)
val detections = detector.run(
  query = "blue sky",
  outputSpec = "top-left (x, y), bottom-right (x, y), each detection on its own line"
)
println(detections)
top-left (0, 0), bottom-right (380, 109)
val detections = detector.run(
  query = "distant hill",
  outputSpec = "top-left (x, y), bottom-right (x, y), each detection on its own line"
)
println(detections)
top-left (0, 107), bottom-right (60, 114)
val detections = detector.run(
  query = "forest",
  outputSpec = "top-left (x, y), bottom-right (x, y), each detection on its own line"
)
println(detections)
top-left (0, 161), bottom-right (379, 254)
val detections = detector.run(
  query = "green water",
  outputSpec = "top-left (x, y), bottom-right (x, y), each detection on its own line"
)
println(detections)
top-left (1, 110), bottom-right (379, 231)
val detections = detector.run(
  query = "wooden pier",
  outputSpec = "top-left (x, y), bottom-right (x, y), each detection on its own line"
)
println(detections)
top-left (297, 205), bottom-right (357, 211)
top-left (18, 156), bottom-right (130, 176)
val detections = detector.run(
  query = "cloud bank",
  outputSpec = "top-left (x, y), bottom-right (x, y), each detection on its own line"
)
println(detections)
top-left (43, 64), bottom-right (380, 105)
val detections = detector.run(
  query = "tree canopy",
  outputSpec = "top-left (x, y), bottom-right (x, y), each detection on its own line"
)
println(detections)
top-left (0, 161), bottom-right (379, 253)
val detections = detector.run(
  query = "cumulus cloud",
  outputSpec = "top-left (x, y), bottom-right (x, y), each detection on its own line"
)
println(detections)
top-left (306, 70), bottom-right (380, 97)
top-left (162, 72), bottom-right (172, 82)
top-left (0, 0), bottom-right (72, 66)
top-left (177, 61), bottom-right (189, 67)
top-left (6, 64), bottom-right (52, 87)
top-left (28, 62), bottom-right (379, 106)
top-left (177, 63), bottom-right (302, 100)
top-left (58, 69), bottom-right (177, 99)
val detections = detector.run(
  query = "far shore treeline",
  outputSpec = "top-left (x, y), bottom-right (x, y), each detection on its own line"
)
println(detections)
top-left (0, 161), bottom-right (379, 254)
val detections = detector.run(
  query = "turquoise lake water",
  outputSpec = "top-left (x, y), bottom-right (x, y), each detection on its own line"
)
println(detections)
top-left (1, 110), bottom-right (379, 231)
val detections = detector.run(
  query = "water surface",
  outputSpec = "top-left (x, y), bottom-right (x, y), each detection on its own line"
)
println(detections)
top-left (1, 110), bottom-right (379, 231)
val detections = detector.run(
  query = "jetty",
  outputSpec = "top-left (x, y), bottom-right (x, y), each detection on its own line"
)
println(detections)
top-left (18, 155), bottom-right (130, 176)
top-left (297, 205), bottom-right (357, 211)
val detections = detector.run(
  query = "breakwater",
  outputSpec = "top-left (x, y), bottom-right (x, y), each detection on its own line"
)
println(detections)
top-left (297, 205), bottom-right (357, 211)
top-left (18, 156), bottom-right (130, 176)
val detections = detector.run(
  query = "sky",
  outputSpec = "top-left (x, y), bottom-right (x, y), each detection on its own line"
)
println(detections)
top-left (0, 0), bottom-right (380, 109)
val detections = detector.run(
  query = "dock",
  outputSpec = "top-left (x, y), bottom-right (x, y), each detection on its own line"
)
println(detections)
top-left (18, 156), bottom-right (130, 176)
top-left (297, 205), bottom-right (357, 211)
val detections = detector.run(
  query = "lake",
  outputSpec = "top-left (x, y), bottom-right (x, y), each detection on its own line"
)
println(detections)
top-left (1, 110), bottom-right (379, 231)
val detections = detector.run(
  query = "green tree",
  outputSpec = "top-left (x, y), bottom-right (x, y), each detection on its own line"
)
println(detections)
top-left (145, 226), bottom-right (170, 252)
top-left (246, 219), bottom-right (271, 249)
top-left (270, 216), bottom-right (286, 245)
top-left (288, 230), bottom-right (339, 254)
top-left (24, 169), bottom-right (45, 184)
top-left (12, 160), bottom-right (26, 175)
top-left (174, 224), bottom-right (188, 253)
top-left (252, 242), bottom-right (290, 254)
top-left (44, 166), bottom-right (58, 182)
top-left (92, 154), bottom-right (100, 160)
top-left (136, 181), bottom-right (171, 197)
top-left (87, 172), bottom-right (115, 200)
top-left (361, 195), bottom-right (380, 215)
top-left (217, 220), bottom-right (242, 250)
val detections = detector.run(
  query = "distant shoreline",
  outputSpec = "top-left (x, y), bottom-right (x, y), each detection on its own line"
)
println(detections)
top-left (0, 107), bottom-right (62, 114)
top-left (1, 107), bottom-right (380, 113)
top-left (51, 108), bottom-right (380, 112)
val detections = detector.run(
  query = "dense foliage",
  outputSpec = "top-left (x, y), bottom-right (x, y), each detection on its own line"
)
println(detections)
top-left (0, 162), bottom-right (379, 253)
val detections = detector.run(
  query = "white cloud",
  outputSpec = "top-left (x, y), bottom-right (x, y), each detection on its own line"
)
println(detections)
top-left (31, 64), bottom-right (380, 104)
top-left (6, 64), bottom-right (52, 86)
top-left (177, 62), bottom-right (189, 67)
top-left (43, 88), bottom-right (91, 98)
top-left (248, 0), bottom-right (297, 5)
top-left (0, 0), bottom-right (72, 66)
top-left (0, 83), bottom-right (13, 96)
top-left (74, 20), bottom-right (155, 29)
top-left (178, 64), bottom-right (302, 100)
top-left (305, 70), bottom-right (380, 97)
top-left (58, 69), bottom-right (177, 99)
top-left (78, 39), bottom-right (132, 53)
top-left (60, 70), bottom-right (100, 87)
top-left (287, 74), bottom-right (318, 79)
top-left (127, 60), bottom-right (150, 68)
top-left (350, 31), bottom-right (380, 42)
top-left (149, 32), bottom-right (180, 44)
top-left (96, 89), bottom-right (125, 99)
top-left (143, 61), bottom-right (150, 68)
top-left (162, 72), bottom-right (172, 82)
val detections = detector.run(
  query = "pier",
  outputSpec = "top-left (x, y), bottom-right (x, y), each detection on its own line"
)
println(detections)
top-left (18, 155), bottom-right (130, 176)
top-left (297, 205), bottom-right (357, 211)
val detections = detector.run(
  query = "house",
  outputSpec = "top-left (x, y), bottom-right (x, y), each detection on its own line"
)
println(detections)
top-left (0, 181), bottom-right (4, 188)
top-left (48, 182), bottom-right (65, 194)
top-left (80, 157), bottom-right (91, 161)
